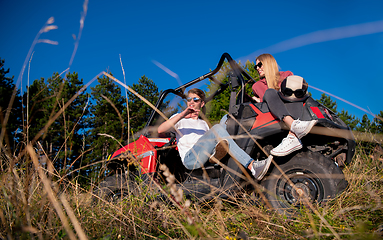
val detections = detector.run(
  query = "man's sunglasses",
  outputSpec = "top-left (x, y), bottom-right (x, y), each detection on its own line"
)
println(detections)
top-left (254, 62), bottom-right (263, 69)
top-left (282, 88), bottom-right (306, 98)
top-left (186, 97), bottom-right (201, 102)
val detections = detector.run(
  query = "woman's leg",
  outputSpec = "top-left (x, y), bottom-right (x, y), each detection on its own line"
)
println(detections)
top-left (263, 89), bottom-right (317, 156)
top-left (263, 89), bottom-right (292, 123)
top-left (263, 88), bottom-right (317, 135)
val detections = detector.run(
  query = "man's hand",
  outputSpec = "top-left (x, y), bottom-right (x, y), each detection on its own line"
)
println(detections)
top-left (182, 106), bottom-right (200, 119)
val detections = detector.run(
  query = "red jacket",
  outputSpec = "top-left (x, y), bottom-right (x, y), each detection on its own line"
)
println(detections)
top-left (252, 71), bottom-right (293, 102)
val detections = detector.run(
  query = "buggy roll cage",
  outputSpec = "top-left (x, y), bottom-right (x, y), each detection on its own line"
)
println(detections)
top-left (143, 53), bottom-right (254, 133)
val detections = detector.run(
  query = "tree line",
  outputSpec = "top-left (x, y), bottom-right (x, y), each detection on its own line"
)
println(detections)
top-left (0, 58), bottom-right (159, 184)
top-left (0, 58), bottom-right (381, 185)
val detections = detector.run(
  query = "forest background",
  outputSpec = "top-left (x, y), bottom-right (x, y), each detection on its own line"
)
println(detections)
top-left (1, 56), bottom-right (382, 186)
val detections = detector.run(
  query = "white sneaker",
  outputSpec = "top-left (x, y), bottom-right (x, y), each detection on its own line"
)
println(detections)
top-left (209, 139), bottom-right (229, 163)
top-left (290, 119), bottom-right (318, 139)
top-left (270, 134), bottom-right (302, 156)
top-left (251, 155), bottom-right (273, 180)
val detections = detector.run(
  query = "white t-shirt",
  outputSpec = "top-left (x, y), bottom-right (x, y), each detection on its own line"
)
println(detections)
top-left (170, 114), bottom-right (210, 162)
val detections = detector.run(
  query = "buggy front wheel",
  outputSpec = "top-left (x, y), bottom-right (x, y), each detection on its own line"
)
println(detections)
top-left (259, 151), bottom-right (348, 216)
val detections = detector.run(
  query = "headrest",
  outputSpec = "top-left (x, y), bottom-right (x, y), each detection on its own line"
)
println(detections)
top-left (278, 75), bottom-right (308, 101)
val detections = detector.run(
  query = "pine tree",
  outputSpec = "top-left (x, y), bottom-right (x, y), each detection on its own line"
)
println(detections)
top-left (338, 110), bottom-right (359, 130)
top-left (24, 77), bottom-right (51, 141)
top-left (356, 114), bottom-right (374, 133)
top-left (317, 93), bottom-right (337, 113)
top-left (0, 58), bottom-right (22, 154)
top-left (25, 72), bottom-right (89, 174)
top-left (373, 111), bottom-right (383, 134)
top-left (126, 75), bottom-right (159, 134)
top-left (52, 72), bottom-right (87, 172)
top-left (85, 73), bottom-right (127, 179)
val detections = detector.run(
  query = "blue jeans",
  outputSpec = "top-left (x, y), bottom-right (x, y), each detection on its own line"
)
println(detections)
top-left (183, 124), bottom-right (253, 170)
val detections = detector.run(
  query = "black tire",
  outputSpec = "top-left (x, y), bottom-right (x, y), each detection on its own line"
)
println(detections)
top-left (259, 151), bottom-right (348, 216)
top-left (94, 171), bottom-right (140, 202)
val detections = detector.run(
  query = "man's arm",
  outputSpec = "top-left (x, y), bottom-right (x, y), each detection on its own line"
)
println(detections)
top-left (157, 112), bottom-right (184, 134)
top-left (157, 106), bottom-right (200, 134)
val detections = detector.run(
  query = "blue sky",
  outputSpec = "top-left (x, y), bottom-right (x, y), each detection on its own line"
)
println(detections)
top-left (1, 0), bottom-right (383, 120)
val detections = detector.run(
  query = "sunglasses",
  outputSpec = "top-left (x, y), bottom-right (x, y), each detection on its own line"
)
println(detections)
top-left (282, 88), bottom-right (306, 98)
top-left (186, 97), bottom-right (201, 102)
top-left (254, 62), bottom-right (263, 69)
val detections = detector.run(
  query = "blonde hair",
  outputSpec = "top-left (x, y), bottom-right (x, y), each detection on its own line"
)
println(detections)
top-left (256, 54), bottom-right (281, 90)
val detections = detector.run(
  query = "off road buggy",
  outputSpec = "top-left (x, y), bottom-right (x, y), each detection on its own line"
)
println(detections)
top-left (95, 53), bottom-right (355, 215)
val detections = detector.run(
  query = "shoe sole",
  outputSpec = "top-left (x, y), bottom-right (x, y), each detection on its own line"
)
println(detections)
top-left (270, 143), bottom-right (303, 157)
top-left (256, 155), bottom-right (273, 180)
top-left (209, 140), bottom-right (229, 163)
top-left (295, 120), bottom-right (318, 139)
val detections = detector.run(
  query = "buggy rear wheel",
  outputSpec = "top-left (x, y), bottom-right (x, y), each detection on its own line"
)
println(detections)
top-left (259, 151), bottom-right (347, 216)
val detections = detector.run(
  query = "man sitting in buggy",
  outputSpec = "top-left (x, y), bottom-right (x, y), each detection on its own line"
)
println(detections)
top-left (157, 88), bottom-right (272, 180)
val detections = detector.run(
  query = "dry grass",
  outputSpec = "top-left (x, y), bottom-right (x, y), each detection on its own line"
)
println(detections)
top-left (0, 139), bottom-right (382, 239)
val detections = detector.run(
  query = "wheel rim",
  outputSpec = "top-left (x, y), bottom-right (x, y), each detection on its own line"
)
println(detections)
top-left (110, 190), bottom-right (130, 202)
top-left (276, 169), bottom-right (324, 208)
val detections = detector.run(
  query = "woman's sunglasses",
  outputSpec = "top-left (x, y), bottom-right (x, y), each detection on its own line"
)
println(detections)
top-left (186, 97), bottom-right (201, 102)
top-left (254, 62), bottom-right (263, 69)
top-left (282, 88), bottom-right (306, 98)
